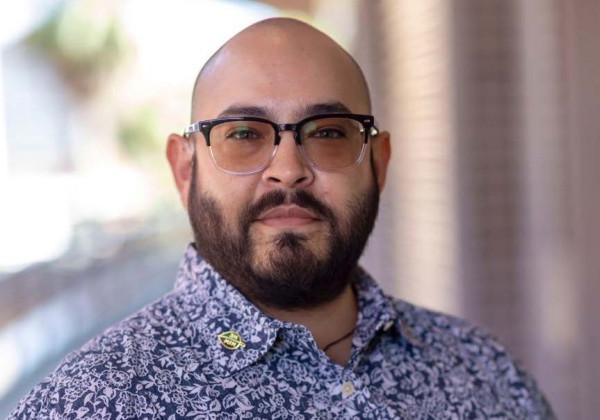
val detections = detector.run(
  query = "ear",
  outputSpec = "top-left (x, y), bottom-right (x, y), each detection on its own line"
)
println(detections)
top-left (370, 130), bottom-right (391, 192)
top-left (166, 133), bottom-right (194, 209)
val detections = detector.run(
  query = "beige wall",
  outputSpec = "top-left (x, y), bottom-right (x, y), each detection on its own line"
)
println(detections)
top-left (312, 0), bottom-right (599, 418)
top-left (563, 1), bottom-right (600, 418)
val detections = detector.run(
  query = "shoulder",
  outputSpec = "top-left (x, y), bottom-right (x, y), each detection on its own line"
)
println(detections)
top-left (392, 298), bottom-right (500, 350)
top-left (8, 284), bottom-right (214, 419)
top-left (390, 298), bottom-right (555, 419)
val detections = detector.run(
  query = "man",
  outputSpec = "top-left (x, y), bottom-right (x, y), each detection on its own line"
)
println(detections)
top-left (10, 18), bottom-right (554, 419)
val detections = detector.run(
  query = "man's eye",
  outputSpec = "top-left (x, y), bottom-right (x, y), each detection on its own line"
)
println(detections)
top-left (226, 129), bottom-right (260, 140)
top-left (311, 128), bottom-right (346, 139)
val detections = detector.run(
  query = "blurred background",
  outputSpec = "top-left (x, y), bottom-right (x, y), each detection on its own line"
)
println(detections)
top-left (0, 0), bottom-right (598, 418)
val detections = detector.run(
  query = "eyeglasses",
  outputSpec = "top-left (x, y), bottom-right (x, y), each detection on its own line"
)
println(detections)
top-left (183, 113), bottom-right (379, 175)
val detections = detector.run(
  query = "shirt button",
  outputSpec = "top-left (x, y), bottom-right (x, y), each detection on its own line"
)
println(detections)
top-left (341, 381), bottom-right (355, 398)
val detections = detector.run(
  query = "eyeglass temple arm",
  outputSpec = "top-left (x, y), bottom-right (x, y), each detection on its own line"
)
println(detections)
top-left (183, 122), bottom-right (200, 137)
top-left (369, 116), bottom-right (380, 137)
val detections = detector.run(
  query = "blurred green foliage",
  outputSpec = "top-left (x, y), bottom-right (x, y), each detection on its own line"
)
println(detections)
top-left (28, 0), bottom-right (128, 95)
top-left (118, 106), bottom-right (162, 161)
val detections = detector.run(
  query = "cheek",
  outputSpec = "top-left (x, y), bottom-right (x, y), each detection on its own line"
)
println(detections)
top-left (194, 159), bottom-right (259, 227)
top-left (319, 171), bottom-right (375, 235)
top-left (318, 169), bottom-right (371, 212)
top-left (213, 183), bottom-right (254, 227)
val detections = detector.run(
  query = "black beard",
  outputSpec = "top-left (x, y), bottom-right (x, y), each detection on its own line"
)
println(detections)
top-left (188, 160), bottom-right (379, 310)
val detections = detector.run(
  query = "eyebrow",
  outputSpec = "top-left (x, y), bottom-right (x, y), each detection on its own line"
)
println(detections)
top-left (217, 105), bottom-right (269, 118)
top-left (216, 101), bottom-right (353, 120)
top-left (302, 101), bottom-right (352, 116)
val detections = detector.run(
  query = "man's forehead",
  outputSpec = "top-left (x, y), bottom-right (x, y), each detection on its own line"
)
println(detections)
top-left (191, 18), bottom-right (371, 121)
top-left (194, 61), bottom-right (367, 120)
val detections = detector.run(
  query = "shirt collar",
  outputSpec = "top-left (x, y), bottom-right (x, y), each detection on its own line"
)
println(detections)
top-left (174, 244), bottom-right (409, 376)
top-left (351, 267), bottom-right (400, 352)
top-left (175, 244), bottom-right (282, 378)
top-left (352, 269), bottom-right (424, 350)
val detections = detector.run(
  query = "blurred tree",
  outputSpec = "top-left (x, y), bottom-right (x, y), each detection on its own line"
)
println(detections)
top-left (117, 105), bottom-right (161, 162)
top-left (27, 0), bottom-right (129, 96)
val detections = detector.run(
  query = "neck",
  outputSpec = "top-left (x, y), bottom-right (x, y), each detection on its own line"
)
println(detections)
top-left (258, 283), bottom-right (358, 366)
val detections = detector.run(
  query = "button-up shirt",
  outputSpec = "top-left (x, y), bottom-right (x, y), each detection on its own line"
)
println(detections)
top-left (10, 245), bottom-right (554, 419)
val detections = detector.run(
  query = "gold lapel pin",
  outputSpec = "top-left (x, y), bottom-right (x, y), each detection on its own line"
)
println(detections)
top-left (217, 331), bottom-right (246, 350)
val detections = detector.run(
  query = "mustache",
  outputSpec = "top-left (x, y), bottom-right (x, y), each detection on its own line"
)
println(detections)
top-left (242, 190), bottom-right (335, 225)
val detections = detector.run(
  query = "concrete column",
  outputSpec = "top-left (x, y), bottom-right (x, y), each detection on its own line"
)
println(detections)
top-left (374, 0), bottom-right (460, 313)
top-left (562, 1), bottom-right (600, 417)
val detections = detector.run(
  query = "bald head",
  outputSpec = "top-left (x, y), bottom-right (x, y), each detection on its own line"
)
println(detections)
top-left (190, 18), bottom-right (371, 121)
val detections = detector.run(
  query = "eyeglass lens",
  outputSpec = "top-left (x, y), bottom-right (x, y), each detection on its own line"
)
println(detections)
top-left (208, 117), bottom-right (366, 173)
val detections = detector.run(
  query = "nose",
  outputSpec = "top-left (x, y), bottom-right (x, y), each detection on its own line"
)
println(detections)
top-left (261, 131), bottom-right (315, 189)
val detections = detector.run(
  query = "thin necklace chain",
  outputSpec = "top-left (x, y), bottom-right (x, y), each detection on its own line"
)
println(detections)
top-left (322, 327), bottom-right (356, 352)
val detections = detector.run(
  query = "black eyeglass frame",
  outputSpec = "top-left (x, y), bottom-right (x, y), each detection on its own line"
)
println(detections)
top-left (183, 113), bottom-right (380, 175)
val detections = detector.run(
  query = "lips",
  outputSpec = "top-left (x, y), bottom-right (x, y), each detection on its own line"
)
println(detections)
top-left (256, 205), bottom-right (320, 227)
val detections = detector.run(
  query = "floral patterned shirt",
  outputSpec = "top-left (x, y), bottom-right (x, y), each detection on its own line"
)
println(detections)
top-left (10, 244), bottom-right (554, 419)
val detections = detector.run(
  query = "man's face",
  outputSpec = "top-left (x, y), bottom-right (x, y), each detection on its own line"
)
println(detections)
top-left (188, 159), bottom-right (379, 309)
top-left (168, 24), bottom-right (390, 310)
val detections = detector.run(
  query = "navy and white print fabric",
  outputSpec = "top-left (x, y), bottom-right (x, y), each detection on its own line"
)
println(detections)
top-left (10, 244), bottom-right (554, 419)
